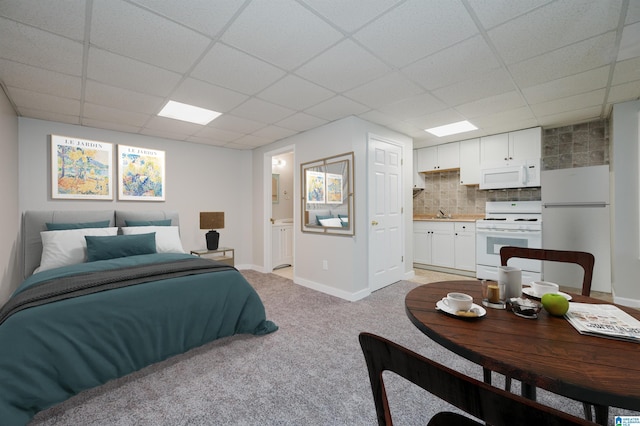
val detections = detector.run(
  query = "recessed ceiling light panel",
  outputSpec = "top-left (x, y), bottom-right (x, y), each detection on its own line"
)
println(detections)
top-left (158, 100), bottom-right (221, 125)
top-left (425, 120), bottom-right (478, 137)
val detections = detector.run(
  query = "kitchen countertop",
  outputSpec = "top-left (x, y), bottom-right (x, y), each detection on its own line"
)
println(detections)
top-left (413, 214), bottom-right (484, 222)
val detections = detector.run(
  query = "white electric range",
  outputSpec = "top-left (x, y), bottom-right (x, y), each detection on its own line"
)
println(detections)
top-left (476, 201), bottom-right (542, 283)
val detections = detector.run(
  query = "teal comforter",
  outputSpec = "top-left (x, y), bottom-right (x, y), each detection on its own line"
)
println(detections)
top-left (0, 253), bottom-right (277, 425)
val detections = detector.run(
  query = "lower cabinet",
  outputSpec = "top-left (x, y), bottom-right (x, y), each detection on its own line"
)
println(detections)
top-left (414, 221), bottom-right (476, 272)
top-left (272, 224), bottom-right (293, 269)
top-left (454, 222), bottom-right (476, 271)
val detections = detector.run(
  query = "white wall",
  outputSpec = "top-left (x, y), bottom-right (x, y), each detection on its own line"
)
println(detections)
top-left (0, 87), bottom-right (20, 303)
top-left (17, 118), bottom-right (254, 268)
top-left (252, 116), bottom-right (413, 300)
top-left (611, 100), bottom-right (640, 306)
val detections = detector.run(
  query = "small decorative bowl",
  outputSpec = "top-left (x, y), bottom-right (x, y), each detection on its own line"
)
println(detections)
top-left (507, 297), bottom-right (542, 319)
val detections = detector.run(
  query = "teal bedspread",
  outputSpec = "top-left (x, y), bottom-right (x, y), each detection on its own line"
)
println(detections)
top-left (0, 253), bottom-right (277, 425)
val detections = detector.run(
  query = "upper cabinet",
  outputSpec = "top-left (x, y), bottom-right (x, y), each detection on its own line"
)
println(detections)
top-left (417, 142), bottom-right (460, 172)
top-left (413, 152), bottom-right (425, 189)
top-left (459, 138), bottom-right (480, 186)
top-left (480, 127), bottom-right (541, 165)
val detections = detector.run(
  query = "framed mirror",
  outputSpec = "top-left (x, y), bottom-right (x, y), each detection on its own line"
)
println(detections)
top-left (301, 152), bottom-right (354, 236)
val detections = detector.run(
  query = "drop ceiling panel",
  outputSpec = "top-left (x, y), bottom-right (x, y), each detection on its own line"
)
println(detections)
top-left (488, 0), bottom-right (623, 65)
top-left (230, 98), bottom-right (296, 124)
top-left (304, 95), bottom-right (369, 121)
top-left (0, 19), bottom-right (84, 75)
top-left (377, 93), bottom-right (446, 120)
top-left (530, 89), bottom-right (606, 117)
top-left (294, 39), bottom-right (391, 93)
top-left (82, 103), bottom-right (150, 128)
top-left (612, 56), bottom-right (640, 85)
top-left (275, 112), bottom-right (328, 132)
top-left (353, 0), bottom-right (477, 67)
top-left (467, 0), bottom-right (552, 30)
top-left (344, 72), bottom-right (423, 109)
top-left (508, 32), bottom-right (617, 88)
top-left (607, 81), bottom-right (640, 103)
top-left (302, 0), bottom-right (402, 32)
top-left (0, 59), bottom-right (81, 100)
top-left (170, 78), bottom-right (248, 113)
top-left (19, 108), bottom-right (80, 125)
top-left (522, 67), bottom-right (610, 105)
top-left (193, 126), bottom-right (243, 143)
top-left (455, 91), bottom-right (526, 118)
top-left (191, 43), bottom-right (286, 96)
top-left (0, 0), bottom-right (86, 40)
top-left (84, 81), bottom-right (165, 114)
top-left (91, 0), bottom-right (211, 73)
top-left (220, 0), bottom-right (343, 70)
top-left (87, 48), bottom-right (182, 97)
top-left (257, 75), bottom-right (335, 110)
top-left (130, 0), bottom-right (245, 37)
top-left (208, 114), bottom-right (266, 134)
top-left (10, 87), bottom-right (80, 116)
top-left (432, 68), bottom-right (516, 107)
top-left (401, 35), bottom-right (502, 91)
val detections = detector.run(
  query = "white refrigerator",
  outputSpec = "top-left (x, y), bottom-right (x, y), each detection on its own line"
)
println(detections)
top-left (541, 165), bottom-right (611, 293)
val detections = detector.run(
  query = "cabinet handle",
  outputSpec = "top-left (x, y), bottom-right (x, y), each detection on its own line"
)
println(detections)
top-left (371, 220), bottom-right (379, 226)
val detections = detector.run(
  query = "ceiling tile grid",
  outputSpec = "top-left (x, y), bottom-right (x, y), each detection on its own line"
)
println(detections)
top-left (0, 0), bottom-right (639, 150)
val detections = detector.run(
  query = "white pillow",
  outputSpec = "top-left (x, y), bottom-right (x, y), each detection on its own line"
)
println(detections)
top-left (37, 227), bottom-right (119, 273)
top-left (121, 226), bottom-right (185, 254)
top-left (319, 217), bottom-right (343, 227)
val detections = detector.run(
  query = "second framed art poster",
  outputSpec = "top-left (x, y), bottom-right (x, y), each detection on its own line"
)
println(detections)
top-left (118, 145), bottom-right (165, 201)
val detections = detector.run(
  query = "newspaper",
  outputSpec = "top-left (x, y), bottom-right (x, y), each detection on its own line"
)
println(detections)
top-left (565, 303), bottom-right (640, 343)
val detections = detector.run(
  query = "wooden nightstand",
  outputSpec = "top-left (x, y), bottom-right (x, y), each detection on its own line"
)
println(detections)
top-left (190, 247), bottom-right (235, 267)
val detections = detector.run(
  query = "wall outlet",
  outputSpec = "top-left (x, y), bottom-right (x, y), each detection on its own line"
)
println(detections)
top-left (322, 260), bottom-right (328, 270)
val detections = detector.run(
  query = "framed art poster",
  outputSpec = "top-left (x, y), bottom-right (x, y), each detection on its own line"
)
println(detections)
top-left (305, 170), bottom-right (325, 203)
top-left (326, 173), bottom-right (343, 204)
top-left (118, 145), bottom-right (165, 201)
top-left (51, 135), bottom-right (113, 200)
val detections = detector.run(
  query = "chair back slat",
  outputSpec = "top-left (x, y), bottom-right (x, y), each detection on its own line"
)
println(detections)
top-left (499, 246), bottom-right (594, 296)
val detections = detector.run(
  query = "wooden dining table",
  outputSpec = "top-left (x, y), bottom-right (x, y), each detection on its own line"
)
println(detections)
top-left (405, 280), bottom-right (640, 425)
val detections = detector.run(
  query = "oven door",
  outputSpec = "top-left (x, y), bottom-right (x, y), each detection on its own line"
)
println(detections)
top-left (476, 227), bottom-right (542, 280)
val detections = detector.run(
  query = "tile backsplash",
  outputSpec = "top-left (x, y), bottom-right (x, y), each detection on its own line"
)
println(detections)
top-left (413, 118), bottom-right (609, 216)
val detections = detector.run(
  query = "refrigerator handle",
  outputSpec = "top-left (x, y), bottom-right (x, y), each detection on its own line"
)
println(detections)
top-left (543, 202), bottom-right (608, 208)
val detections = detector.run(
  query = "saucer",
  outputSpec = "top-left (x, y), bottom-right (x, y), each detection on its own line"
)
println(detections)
top-left (436, 300), bottom-right (486, 319)
top-left (522, 286), bottom-right (572, 301)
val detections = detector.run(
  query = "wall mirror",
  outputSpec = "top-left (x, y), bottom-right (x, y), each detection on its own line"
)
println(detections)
top-left (301, 152), bottom-right (354, 236)
top-left (272, 174), bottom-right (279, 204)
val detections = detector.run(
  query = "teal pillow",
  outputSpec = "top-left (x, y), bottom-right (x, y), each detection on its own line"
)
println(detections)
top-left (125, 219), bottom-right (171, 226)
top-left (338, 214), bottom-right (349, 228)
top-left (85, 233), bottom-right (157, 262)
top-left (315, 215), bottom-right (333, 225)
top-left (46, 220), bottom-right (111, 230)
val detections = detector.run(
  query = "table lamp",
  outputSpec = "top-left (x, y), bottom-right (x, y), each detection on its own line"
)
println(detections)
top-left (200, 212), bottom-right (225, 250)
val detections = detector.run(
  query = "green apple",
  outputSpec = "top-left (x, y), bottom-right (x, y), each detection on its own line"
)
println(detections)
top-left (541, 293), bottom-right (569, 316)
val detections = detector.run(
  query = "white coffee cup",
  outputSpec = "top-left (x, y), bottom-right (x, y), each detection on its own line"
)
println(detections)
top-left (498, 266), bottom-right (522, 299)
top-left (530, 281), bottom-right (559, 297)
top-left (442, 292), bottom-right (473, 312)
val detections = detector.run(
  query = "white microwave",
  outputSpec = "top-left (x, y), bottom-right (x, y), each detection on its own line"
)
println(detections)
top-left (479, 159), bottom-right (540, 190)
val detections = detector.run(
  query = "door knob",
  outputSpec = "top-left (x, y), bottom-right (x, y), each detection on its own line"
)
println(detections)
top-left (371, 220), bottom-right (378, 226)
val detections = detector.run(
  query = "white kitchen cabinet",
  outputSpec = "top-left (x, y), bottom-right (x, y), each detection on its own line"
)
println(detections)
top-left (414, 221), bottom-right (476, 272)
top-left (413, 151), bottom-right (425, 189)
top-left (272, 224), bottom-right (293, 269)
top-left (413, 221), bottom-right (454, 267)
top-left (480, 127), bottom-right (541, 165)
top-left (454, 222), bottom-right (475, 271)
top-left (417, 142), bottom-right (460, 172)
top-left (459, 138), bottom-right (480, 185)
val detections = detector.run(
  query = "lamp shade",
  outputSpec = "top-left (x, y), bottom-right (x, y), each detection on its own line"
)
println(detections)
top-left (200, 212), bottom-right (224, 230)
top-left (200, 212), bottom-right (224, 251)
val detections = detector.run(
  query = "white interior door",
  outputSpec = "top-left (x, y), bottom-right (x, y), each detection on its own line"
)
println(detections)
top-left (369, 136), bottom-right (403, 291)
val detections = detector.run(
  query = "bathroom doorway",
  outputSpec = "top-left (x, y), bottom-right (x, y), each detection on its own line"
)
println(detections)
top-left (264, 146), bottom-right (294, 274)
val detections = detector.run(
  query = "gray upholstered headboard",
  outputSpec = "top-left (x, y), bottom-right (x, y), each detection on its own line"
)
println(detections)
top-left (22, 210), bottom-right (179, 279)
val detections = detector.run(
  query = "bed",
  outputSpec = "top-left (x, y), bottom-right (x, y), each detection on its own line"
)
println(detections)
top-left (0, 210), bottom-right (277, 425)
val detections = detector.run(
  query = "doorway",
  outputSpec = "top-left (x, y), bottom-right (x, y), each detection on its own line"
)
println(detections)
top-left (368, 135), bottom-right (404, 291)
top-left (264, 146), bottom-right (295, 274)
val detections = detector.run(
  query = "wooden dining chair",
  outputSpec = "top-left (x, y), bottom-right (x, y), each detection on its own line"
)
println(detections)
top-left (359, 332), bottom-right (596, 426)
top-left (500, 246), bottom-right (595, 296)
top-left (493, 246), bottom-right (602, 422)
